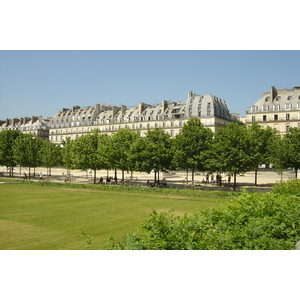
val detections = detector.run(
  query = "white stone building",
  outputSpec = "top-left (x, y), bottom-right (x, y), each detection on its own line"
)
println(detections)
top-left (246, 86), bottom-right (300, 134)
top-left (49, 91), bottom-right (237, 143)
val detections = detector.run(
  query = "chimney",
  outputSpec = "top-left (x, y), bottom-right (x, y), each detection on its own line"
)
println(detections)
top-left (162, 100), bottom-right (168, 112)
top-left (188, 91), bottom-right (194, 97)
top-left (31, 116), bottom-right (38, 123)
top-left (270, 86), bottom-right (277, 102)
top-left (138, 102), bottom-right (145, 115)
top-left (112, 106), bottom-right (121, 118)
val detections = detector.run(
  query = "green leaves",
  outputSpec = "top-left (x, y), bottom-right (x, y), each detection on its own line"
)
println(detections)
top-left (107, 182), bottom-right (300, 250)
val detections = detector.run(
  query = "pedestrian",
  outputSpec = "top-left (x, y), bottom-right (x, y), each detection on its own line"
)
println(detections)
top-left (24, 172), bottom-right (28, 180)
top-left (39, 172), bottom-right (43, 181)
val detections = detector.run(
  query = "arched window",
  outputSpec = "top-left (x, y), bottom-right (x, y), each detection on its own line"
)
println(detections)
top-left (262, 105), bottom-right (269, 112)
top-left (276, 96), bottom-right (281, 101)
top-left (287, 96), bottom-right (292, 100)
top-left (273, 104), bottom-right (280, 111)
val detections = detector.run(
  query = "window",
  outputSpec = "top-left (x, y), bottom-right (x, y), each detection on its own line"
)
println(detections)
top-left (265, 97), bottom-right (270, 102)
top-left (286, 114), bottom-right (290, 120)
top-left (262, 105), bottom-right (269, 112)
top-left (274, 104), bottom-right (280, 111)
top-left (155, 123), bottom-right (158, 128)
top-left (170, 122), bottom-right (174, 127)
top-left (287, 96), bottom-right (292, 100)
top-left (139, 124), bottom-right (143, 129)
top-left (132, 124), bottom-right (135, 129)
top-left (276, 96), bottom-right (281, 101)
top-left (147, 123), bottom-right (150, 129)
top-left (286, 124), bottom-right (290, 132)
top-left (163, 122), bottom-right (166, 128)
top-left (285, 103), bottom-right (292, 110)
top-left (263, 115), bottom-right (267, 121)
top-left (252, 116), bottom-right (256, 122)
top-left (170, 130), bottom-right (174, 137)
top-left (274, 115), bottom-right (278, 121)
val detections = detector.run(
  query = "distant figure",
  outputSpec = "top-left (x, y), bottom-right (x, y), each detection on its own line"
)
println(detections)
top-left (99, 177), bottom-right (103, 184)
top-left (228, 174), bottom-right (231, 184)
top-left (24, 172), bottom-right (28, 180)
top-left (211, 174), bottom-right (214, 183)
top-left (162, 177), bottom-right (167, 187)
top-left (206, 173), bottom-right (209, 183)
top-left (39, 172), bottom-right (43, 181)
top-left (147, 180), bottom-right (151, 186)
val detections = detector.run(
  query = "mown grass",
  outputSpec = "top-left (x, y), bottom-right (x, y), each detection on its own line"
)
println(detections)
top-left (0, 180), bottom-right (234, 249)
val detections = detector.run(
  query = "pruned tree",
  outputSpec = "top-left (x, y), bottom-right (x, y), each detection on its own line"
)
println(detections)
top-left (207, 122), bottom-right (251, 190)
top-left (0, 129), bottom-right (21, 177)
top-left (39, 139), bottom-right (62, 176)
top-left (172, 117), bottom-right (213, 186)
top-left (13, 133), bottom-right (43, 179)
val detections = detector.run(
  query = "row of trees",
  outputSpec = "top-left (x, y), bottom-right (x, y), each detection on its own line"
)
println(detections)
top-left (1, 117), bottom-right (300, 189)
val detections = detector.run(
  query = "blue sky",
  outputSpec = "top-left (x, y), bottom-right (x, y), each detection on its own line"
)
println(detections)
top-left (0, 50), bottom-right (299, 120)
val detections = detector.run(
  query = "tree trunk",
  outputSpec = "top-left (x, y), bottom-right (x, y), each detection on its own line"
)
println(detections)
top-left (122, 170), bottom-right (125, 181)
top-left (94, 169), bottom-right (97, 184)
top-left (254, 169), bottom-right (258, 186)
top-left (186, 169), bottom-right (189, 184)
top-left (233, 173), bottom-right (237, 191)
top-left (29, 167), bottom-right (31, 180)
top-left (295, 168), bottom-right (298, 179)
top-left (154, 170), bottom-right (157, 183)
top-left (192, 168), bottom-right (195, 189)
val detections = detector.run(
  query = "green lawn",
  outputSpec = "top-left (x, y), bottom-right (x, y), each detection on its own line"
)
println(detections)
top-left (0, 180), bottom-right (232, 249)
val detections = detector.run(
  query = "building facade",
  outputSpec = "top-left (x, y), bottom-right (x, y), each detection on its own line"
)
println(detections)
top-left (0, 116), bottom-right (50, 140)
top-left (49, 92), bottom-right (237, 143)
top-left (246, 86), bottom-right (300, 134)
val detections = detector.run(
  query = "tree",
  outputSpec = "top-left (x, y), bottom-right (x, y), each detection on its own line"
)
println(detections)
top-left (247, 122), bottom-right (278, 185)
top-left (109, 129), bottom-right (140, 181)
top-left (61, 137), bottom-right (74, 172)
top-left (207, 122), bottom-right (251, 190)
top-left (71, 130), bottom-right (110, 184)
top-left (0, 129), bottom-right (21, 177)
top-left (270, 127), bottom-right (300, 178)
top-left (39, 140), bottom-right (62, 176)
top-left (13, 134), bottom-right (43, 179)
top-left (133, 129), bottom-right (172, 183)
top-left (173, 117), bottom-right (213, 186)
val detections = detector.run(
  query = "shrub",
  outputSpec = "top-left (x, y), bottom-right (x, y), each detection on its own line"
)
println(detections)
top-left (272, 178), bottom-right (300, 196)
top-left (107, 188), bottom-right (300, 250)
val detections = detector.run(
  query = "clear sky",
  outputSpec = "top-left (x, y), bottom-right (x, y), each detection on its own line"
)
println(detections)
top-left (0, 50), bottom-right (299, 120)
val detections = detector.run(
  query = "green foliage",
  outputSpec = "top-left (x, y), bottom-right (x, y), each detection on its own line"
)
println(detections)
top-left (12, 133), bottom-right (43, 177)
top-left (108, 182), bottom-right (300, 250)
top-left (109, 129), bottom-right (140, 179)
top-left (270, 128), bottom-right (300, 178)
top-left (132, 128), bottom-right (172, 181)
top-left (71, 130), bottom-right (110, 183)
top-left (0, 129), bottom-right (22, 176)
top-left (272, 178), bottom-right (300, 196)
top-left (39, 140), bottom-right (62, 174)
top-left (172, 118), bottom-right (213, 183)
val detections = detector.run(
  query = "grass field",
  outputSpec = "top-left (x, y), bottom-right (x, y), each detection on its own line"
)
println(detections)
top-left (0, 180), bottom-right (233, 249)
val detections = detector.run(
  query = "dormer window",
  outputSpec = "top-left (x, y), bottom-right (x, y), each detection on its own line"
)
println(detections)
top-left (287, 96), bottom-right (292, 100)
top-left (265, 97), bottom-right (270, 102)
top-left (275, 96), bottom-right (281, 101)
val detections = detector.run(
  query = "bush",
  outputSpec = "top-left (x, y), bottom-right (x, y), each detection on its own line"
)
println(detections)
top-left (272, 178), bottom-right (300, 196)
top-left (107, 187), bottom-right (300, 250)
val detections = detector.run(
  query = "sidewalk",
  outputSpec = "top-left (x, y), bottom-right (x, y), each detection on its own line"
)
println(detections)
top-left (0, 166), bottom-right (296, 191)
